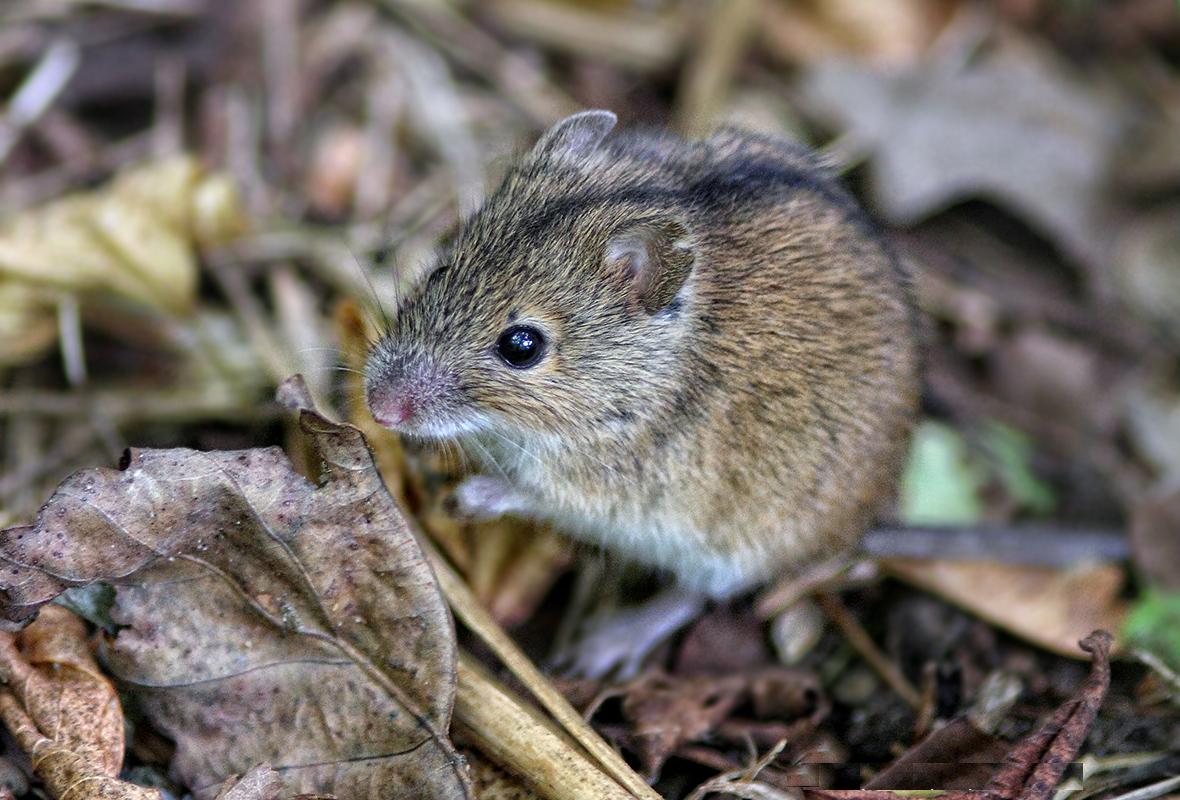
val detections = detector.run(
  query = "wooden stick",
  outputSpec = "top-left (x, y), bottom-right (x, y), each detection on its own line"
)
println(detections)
top-left (815, 591), bottom-right (922, 711)
top-left (422, 535), bottom-right (662, 800)
top-left (454, 652), bottom-right (636, 800)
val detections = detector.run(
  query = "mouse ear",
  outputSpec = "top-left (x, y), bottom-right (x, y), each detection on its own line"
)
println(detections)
top-left (605, 218), bottom-right (695, 315)
top-left (532, 110), bottom-right (617, 162)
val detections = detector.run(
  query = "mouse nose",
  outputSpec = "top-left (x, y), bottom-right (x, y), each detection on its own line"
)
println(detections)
top-left (367, 384), bottom-right (416, 428)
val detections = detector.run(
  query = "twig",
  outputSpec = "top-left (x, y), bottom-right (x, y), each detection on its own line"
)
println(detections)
top-left (454, 652), bottom-right (636, 800)
top-left (685, 739), bottom-right (794, 800)
top-left (55, 294), bottom-right (87, 387)
top-left (1132, 649), bottom-right (1180, 697)
top-left (486, 0), bottom-right (685, 73)
top-left (0, 389), bottom-right (273, 424)
top-left (151, 57), bottom-right (186, 157)
top-left (860, 525), bottom-right (1130, 567)
top-left (376, 0), bottom-right (579, 124)
top-left (1105, 775), bottom-right (1180, 800)
top-left (262, 0), bottom-right (300, 156)
top-left (815, 592), bottom-right (923, 710)
top-left (0, 38), bottom-right (80, 166)
top-left (755, 555), bottom-right (864, 619)
top-left (0, 130), bottom-right (154, 211)
top-left (356, 44), bottom-right (405, 219)
top-left (0, 423), bottom-right (97, 501)
top-left (206, 255), bottom-right (291, 385)
top-left (375, 27), bottom-right (484, 216)
top-left (419, 533), bottom-right (663, 800)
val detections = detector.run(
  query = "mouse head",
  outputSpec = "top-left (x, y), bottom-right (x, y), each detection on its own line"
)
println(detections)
top-left (364, 110), bottom-right (698, 450)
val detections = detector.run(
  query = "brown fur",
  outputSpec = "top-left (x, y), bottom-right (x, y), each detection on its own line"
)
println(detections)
top-left (365, 111), bottom-right (919, 597)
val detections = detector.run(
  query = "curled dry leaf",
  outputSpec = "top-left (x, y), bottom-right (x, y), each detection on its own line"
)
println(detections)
top-left (590, 666), bottom-right (824, 782)
top-left (0, 604), bottom-right (157, 800)
top-left (0, 376), bottom-right (472, 800)
top-left (0, 155), bottom-right (246, 366)
top-left (983, 631), bottom-right (1114, 800)
top-left (621, 671), bottom-right (747, 779)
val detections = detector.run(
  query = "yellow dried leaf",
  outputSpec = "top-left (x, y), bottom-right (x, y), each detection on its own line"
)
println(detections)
top-left (0, 156), bottom-right (246, 365)
top-left (0, 605), bottom-right (158, 800)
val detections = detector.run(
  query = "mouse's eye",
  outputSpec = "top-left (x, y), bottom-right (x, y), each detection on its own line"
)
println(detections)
top-left (496, 325), bottom-right (546, 369)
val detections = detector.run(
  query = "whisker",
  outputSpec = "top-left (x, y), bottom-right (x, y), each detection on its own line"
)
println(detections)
top-left (299, 365), bottom-right (367, 377)
top-left (344, 239), bottom-right (393, 336)
top-left (526, 394), bottom-right (636, 489)
top-left (483, 427), bottom-right (544, 469)
top-left (451, 438), bottom-right (473, 476)
top-left (466, 435), bottom-right (511, 485)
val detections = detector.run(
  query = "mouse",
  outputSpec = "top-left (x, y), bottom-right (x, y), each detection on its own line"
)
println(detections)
top-left (364, 110), bottom-right (918, 642)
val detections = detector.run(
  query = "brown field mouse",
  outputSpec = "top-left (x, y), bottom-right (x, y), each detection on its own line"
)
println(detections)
top-left (364, 110), bottom-right (919, 600)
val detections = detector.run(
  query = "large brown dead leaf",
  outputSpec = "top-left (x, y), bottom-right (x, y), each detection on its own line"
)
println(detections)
top-left (0, 377), bottom-right (471, 800)
top-left (798, 31), bottom-right (1127, 272)
top-left (0, 605), bottom-right (155, 800)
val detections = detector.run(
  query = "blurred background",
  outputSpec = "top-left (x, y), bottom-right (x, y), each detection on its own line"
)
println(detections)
top-left (1, 0), bottom-right (1179, 792)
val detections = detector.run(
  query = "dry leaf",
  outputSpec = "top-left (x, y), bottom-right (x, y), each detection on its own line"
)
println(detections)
top-left (621, 671), bottom-right (748, 779)
top-left (0, 376), bottom-right (472, 800)
top-left (864, 717), bottom-right (1010, 789)
top-left (0, 604), bottom-right (157, 800)
top-left (0, 156), bottom-right (245, 366)
top-left (798, 33), bottom-right (1127, 271)
top-left (211, 765), bottom-right (286, 800)
top-left (881, 559), bottom-right (1128, 658)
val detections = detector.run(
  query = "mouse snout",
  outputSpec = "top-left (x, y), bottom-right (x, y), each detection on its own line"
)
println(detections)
top-left (368, 385), bottom-right (416, 427)
top-left (365, 353), bottom-right (457, 433)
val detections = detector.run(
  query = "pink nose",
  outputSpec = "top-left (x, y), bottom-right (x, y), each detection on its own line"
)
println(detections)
top-left (367, 387), bottom-right (415, 428)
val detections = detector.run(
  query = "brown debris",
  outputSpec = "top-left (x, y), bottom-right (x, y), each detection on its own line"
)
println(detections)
top-left (0, 605), bottom-right (158, 800)
top-left (805, 630), bottom-right (1115, 799)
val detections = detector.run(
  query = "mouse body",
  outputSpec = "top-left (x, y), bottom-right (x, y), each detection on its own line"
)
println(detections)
top-left (365, 111), bottom-right (919, 598)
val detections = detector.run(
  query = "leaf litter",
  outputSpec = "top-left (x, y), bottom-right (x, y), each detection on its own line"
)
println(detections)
top-left (2, 0), bottom-right (1180, 796)
top-left (0, 376), bottom-right (471, 800)
top-left (0, 604), bottom-right (156, 800)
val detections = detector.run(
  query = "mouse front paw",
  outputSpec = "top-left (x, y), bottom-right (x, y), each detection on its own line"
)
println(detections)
top-left (449, 475), bottom-right (532, 521)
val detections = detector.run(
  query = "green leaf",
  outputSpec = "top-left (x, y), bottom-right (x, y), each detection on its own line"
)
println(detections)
top-left (900, 421), bottom-right (985, 525)
top-left (1123, 590), bottom-right (1180, 673)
